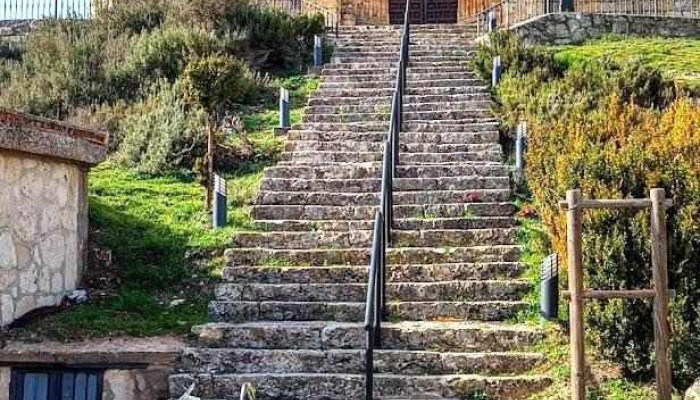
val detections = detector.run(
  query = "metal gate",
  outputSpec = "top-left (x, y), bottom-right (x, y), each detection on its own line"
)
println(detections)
top-left (389, 0), bottom-right (458, 24)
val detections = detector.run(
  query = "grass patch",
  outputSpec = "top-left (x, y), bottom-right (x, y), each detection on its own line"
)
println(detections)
top-left (11, 162), bottom-right (265, 340)
top-left (553, 35), bottom-right (700, 91)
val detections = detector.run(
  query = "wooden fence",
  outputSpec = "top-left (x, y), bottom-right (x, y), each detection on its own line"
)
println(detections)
top-left (559, 188), bottom-right (673, 400)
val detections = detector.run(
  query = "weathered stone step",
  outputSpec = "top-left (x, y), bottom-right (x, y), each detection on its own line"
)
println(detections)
top-left (279, 150), bottom-right (500, 164)
top-left (303, 109), bottom-right (492, 123)
top-left (250, 216), bottom-right (517, 232)
top-left (314, 85), bottom-right (488, 98)
top-left (215, 280), bottom-right (530, 302)
top-left (224, 262), bottom-right (524, 283)
top-left (181, 348), bottom-right (543, 375)
top-left (192, 320), bottom-right (543, 351)
top-left (232, 227), bottom-right (517, 249)
top-left (322, 71), bottom-right (478, 81)
top-left (224, 245), bottom-right (520, 266)
top-left (257, 188), bottom-right (509, 206)
top-left (306, 100), bottom-right (488, 114)
top-left (323, 60), bottom-right (472, 71)
top-left (169, 372), bottom-right (549, 400)
top-left (335, 55), bottom-right (469, 63)
top-left (285, 141), bottom-right (499, 154)
top-left (297, 121), bottom-right (496, 135)
top-left (265, 163), bottom-right (507, 179)
top-left (251, 202), bottom-right (516, 221)
top-left (334, 44), bottom-right (475, 53)
top-left (209, 299), bottom-right (528, 323)
top-left (307, 93), bottom-right (489, 107)
top-left (259, 176), bottom-right (509, 193)
top-left (289, 130), bottom-right (495, 142)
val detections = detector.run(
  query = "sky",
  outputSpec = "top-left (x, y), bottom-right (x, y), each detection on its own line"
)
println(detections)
top-left (0, 0), bottom-right (92, 20)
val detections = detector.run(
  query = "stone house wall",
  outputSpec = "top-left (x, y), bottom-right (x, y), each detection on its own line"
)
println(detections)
top-left (0, 109), bottom-right (106, 327)
top-left (0, 149), bottom-right (89, 326)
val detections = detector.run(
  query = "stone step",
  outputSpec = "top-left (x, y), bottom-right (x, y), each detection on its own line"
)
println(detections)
top-left (209, 299), bottom-right (529, 323)
top-left (314, 85), bottom-right (488, 98)
top-left (279, 151), bottom-right (501, 164)
top-left (299, 120), bottom-right (496, 133)
top-left (306, 100), bottom-right (489, 114)
top-left (264, 163), bottom-right (507, 179)
top-left (215, 280), bottom-right (530, 302)
top-left (230, 257), bottom-right (520, 282)
top-left (223, 262), bottom-right (524, 283)
top-left (251, 202), bottom-right (516, 220)
top-left (307, 93), bottom-right (489, 107)
top-left (334, 45), bottom-right (475, 53)
top-left (323, 60), bottom-right (472, 71)
top-left (285, 141), bottom-right (500, 154)
top-left (256, 188), bottom-right (510, 206)
top-left (286, 130), bottom-right (498, 144)
top-left (223, 245), bottom-right (520, 266)
top-left (232, 227), bottom-right (516, 249)
top-left (169, 372), bottom-right (549, 400)
top-left (334, 55), bottom-right (469, 63)
top-left (303, 109), bottom-right (492, 123)
top-left (191, 320), bottom-right (543, 351)
top-left (250, 217), bottom-right (517, 232)
top-left (322, 71), bottom-right (478, 81)
top-left (259, 176), bottom-right (509, 193)
top-left (180, 348), bottom-right (543, 375)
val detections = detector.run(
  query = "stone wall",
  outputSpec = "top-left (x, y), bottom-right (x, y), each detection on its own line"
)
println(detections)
top-left (511, 12), bottom-right (700, 45)
top-left (0, 149), bottom-right (88, 326)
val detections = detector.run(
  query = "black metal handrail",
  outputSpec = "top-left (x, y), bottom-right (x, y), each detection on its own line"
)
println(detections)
top-left (364, 1), bottom-right (410, 399)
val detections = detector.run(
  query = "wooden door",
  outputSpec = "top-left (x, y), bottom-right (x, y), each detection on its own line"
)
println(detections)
top-left (389, 0), bottom-right (457, 24)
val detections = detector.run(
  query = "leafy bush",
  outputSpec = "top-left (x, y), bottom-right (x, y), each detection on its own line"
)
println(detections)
top-left (172, 0), bottom-right (326, 72)
top-left (117, 81), bottom-right (207, 174)
top-left (488, 32), bottom-right (700, 389)
top-left (0, 21), bottom-right (108, 117)
top-left (95, 0), bottom-right (169, 35)
top-left (107, 26), bottom-right (221, 100)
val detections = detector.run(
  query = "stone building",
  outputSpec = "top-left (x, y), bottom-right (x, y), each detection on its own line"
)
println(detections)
top-left (0, 109), bottom-right (107, 327)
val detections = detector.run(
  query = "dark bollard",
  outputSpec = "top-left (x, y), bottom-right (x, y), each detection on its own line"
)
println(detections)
top-left (491, 56), bottom-right (502, 87)
top-left (488, 11), bottom-right (497, 32)
top-left (515, 121), bottom-right (527, 180)
top-left (213, 174), bottom-right (227, 229)
top-left (314, 35), bottom-right (323, 70)
top-left (541, 253), bottom-right (559, 320)
top-left (277, 87), bottom-right (290, 135)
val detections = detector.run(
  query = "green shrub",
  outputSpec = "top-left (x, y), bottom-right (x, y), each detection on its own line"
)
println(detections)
top-left (172, 0), bottom-right (326, 72)
top-left (491, 32), bottom-right (700, 389)
top-left (0, 21), bottom-right (108, 117)
top-left (107, 26), bottom-right (221, 100)
top-left (95, 0), bottom-right (169, 35)
top-left (117, 80), bottom-right (207, 174)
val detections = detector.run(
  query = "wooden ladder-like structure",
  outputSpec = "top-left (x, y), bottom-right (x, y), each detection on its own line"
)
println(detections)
top-left (560, 188), bottom-right (673, 400)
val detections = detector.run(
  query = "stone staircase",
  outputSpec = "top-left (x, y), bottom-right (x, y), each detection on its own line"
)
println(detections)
top-left (169, 24), bottom-right (550, 400)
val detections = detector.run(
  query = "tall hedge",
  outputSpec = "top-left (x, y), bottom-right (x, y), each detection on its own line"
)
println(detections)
top-left (480, 32), bottom-right (700, 388)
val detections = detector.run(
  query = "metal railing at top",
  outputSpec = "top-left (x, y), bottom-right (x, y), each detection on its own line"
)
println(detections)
top-left (0, 0), bottom-right (93, 21)
top-left (251, 0), bottom-right (339, 34)
top-left (364, 1), bottom-right (410, 399)
top-left (476, 0), bottom-right (700, 35)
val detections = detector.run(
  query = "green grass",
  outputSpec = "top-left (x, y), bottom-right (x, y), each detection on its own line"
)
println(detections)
top-left (13, 162), bottom-right (265, 339)
top-left (553, 35), bottom-right (700, 91)
top-left (17, 77), bottom-right (323, 339)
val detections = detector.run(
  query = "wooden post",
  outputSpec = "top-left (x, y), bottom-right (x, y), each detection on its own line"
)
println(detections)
top-left (567, 189), bottom-right (585, 400)
top-left (650, 188), bottom-right (672, 400)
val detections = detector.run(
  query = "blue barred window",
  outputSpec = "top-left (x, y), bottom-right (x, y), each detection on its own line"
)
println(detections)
top-left (10, 370), bottom-right (102, 400)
